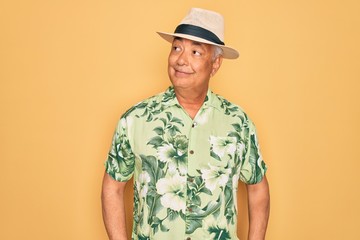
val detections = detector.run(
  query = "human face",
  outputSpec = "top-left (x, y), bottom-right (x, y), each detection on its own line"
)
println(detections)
top-left (168, 38), bottom-right (222, 93)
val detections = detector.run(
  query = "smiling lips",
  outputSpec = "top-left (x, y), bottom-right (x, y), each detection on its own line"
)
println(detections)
top-left (174, 68), bottom-right (193, 77)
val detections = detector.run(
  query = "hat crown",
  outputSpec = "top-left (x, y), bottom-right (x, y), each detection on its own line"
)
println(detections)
top-left (156, 8), bottom-right (239, 59)
top-left (180, 8), bottom-right (224, 42)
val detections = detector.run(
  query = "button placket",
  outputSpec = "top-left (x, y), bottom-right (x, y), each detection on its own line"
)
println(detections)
top-left (185, 119), bottom-right (197, 239)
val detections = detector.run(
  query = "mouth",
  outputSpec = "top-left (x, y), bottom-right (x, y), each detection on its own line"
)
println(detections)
top-left (174, 68), bottom-right (193, 77)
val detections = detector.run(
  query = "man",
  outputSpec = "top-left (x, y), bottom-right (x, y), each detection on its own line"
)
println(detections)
top-left (102, 8), bottom-right (270, 240)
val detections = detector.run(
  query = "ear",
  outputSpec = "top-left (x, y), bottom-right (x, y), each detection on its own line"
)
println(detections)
top-left (210, 56), bottom-right (223, 77)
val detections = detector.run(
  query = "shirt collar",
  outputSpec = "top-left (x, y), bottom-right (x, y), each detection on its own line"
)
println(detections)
top-left (161, 86), bottom-right (223, 111)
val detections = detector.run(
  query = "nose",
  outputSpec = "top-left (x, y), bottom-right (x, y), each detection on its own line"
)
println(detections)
top-left (176, 51), bottom-right (188, 66)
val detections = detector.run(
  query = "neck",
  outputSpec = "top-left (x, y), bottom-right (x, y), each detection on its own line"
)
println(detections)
top-left (173, 86), bottom-right (208, 119)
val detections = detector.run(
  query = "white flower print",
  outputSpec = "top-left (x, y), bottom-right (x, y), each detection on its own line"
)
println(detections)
top-left (209, 136), bottom-right (237, 158)
top-left (203, 215), bottom-right (231, 240)
top-left (157, 136), bottom-right (188, 175)
top-left (232, 174), bottom-right (239, 213)
top-left (195, 108), bottom-right (210, 125)
top-left (156, 173), bottom-right (186, 212)
top-left (201, 164), bottom-right (231, 192)
top-left (167, 162), bottom-right (178, 176)
top-left (236, 142), bottom-right (245, 160)
top-left (136, 172), bottom-right (151, 198)
top-left (157, 144), bottom-right (177, 163)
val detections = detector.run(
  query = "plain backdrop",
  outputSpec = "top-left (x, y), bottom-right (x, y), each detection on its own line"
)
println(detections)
top-left (1, 0), bottom-right (359, 239)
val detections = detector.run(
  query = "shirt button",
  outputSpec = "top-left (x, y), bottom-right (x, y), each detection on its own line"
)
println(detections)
top-left (189, 150), bottom-right (194, 154)
top-left (186, 238), bottom-right (191, 240)
top-left (192, 122), bottom-right (197, 128)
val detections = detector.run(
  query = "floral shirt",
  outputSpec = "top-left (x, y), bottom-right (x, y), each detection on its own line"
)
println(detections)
top-left (105, 87), bottom-right (267, 240)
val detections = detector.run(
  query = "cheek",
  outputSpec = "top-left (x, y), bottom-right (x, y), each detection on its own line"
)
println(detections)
top-left (168, 53), bottom-right (177, 66)
top-left (168, 56), bottom-right (175, 68)
top-left (196, 63), bottom-right (211, 74)
top-left (167, 57), bottom-right (174, 73)
top-left (167, 60), bottom-right (175, 78)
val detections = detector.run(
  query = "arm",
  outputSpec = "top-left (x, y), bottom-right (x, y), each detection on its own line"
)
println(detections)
top-left (246, 175), bottom-right (270, 240)
top-left (101, 172), bottom-right (128, 240)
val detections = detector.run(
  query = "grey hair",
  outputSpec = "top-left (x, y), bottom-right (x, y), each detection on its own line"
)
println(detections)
top-left (212, 46), bottom-right (223, 60)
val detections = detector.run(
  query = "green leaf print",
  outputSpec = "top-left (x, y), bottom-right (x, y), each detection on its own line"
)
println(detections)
top-left (165, 111), bottom-right (185, 127)
top-left (139, 108), bottom-right (148, 118)
top-left (135, 102), bottom-right (147, 109)
top-left (146, 113), bottom-right (154, 122)
top-left (192, 196), bottom-right (221, 219)
top-left (167, 125), bottom-right (180, 136)
top-left (151, 216), bottom-right (161, 233)
top-left (138, 235), bottom-right (150, 240)
top-left (153, 126), bottom-right (164, 135)
top-left (227, 132), bottom-right (240, 141)
top-left (231, 123), bottom-right (242, 132)
top-left (218, 97), bottom-right (239, 116)
top-left (158, 117), bottom-right (167, 126)
top-left (160, 222), bottom-right (170, 232)
top-left (200, 187), bottom-right (213, 195)
top-left (224, 185), bottom-right (235, 223)
top-left (162, 88), bottom-right (175, 103)
top-left (210, 150), bottom-right (221, 161)
top-left (141, 155), bottom-right (164, 185)
top-left (236, 114), bottom-right (246, 126)
top-left (167, 208), bottom-right (179, 221)
top-left (186, 219), bottom-right (202, 234)
top-left (165, 111), bottom-right (173, 121)
top-left (185, 196), bottom-right (222, 234)
top-left (151, 197), bottom-right (163, 216)
top-left (147, 136), bottom-right (164, 148)
top-left (249, 134), bottom-right (261, 184)
top-left (171, 116), bottom-right (185, 126)
top-left (208, 226), bottom-right (231, 240)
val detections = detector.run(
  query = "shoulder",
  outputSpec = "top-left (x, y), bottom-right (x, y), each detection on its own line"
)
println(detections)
top-left (212, 92), bottom-right (249, 119)
top-left (212, 93), bottom-right (260, 139)
top-left (120, 90), bottom-right (167, 119)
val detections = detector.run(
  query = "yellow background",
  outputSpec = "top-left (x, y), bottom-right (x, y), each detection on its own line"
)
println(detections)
top-left (1, 0), bottom-right (359, 239)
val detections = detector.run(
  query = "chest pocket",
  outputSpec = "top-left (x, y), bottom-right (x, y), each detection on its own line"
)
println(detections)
top-left (209, 136), bottom-right (237, 167)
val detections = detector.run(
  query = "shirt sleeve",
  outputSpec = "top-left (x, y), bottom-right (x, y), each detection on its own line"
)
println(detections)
top-left (238, 119), bottom-right (267, 184)
top-left (105, 117), bottom-right (135, 182)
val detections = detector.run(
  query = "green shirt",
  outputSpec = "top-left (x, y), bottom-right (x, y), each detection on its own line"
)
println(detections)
top-left (105, 86), bottom-right (267, 240)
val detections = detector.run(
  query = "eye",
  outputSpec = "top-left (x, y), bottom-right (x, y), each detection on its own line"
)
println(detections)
top-left (173, 46), bottom-right (181, 52)
top-left (193, 50), bottom-right (201, 56)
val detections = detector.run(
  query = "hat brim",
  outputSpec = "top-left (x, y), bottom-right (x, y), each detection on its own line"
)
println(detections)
top-left (157, 31), bottom-right (239, 59)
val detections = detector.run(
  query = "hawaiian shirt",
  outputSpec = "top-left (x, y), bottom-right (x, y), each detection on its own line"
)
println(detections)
top-left (105, 86), bottom-right (267, 240)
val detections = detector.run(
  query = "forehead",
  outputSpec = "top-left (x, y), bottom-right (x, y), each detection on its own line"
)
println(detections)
top-left (172, 37), bottom-right (213, 50)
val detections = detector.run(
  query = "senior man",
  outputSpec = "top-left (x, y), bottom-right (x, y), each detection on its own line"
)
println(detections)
top-left (102, 8), bottom-right (270, 240)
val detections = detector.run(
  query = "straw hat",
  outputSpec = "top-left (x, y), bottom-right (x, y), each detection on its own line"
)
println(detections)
top-left (157, 8), bottom-right (239, 59)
